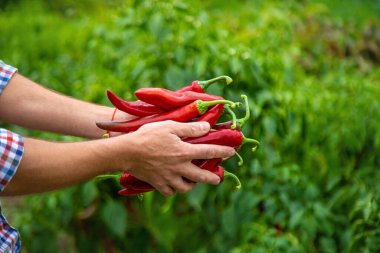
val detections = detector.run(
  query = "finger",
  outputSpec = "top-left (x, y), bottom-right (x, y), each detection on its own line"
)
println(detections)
top-left (185, 143), bottom-right (235, 160)
top-left (181, 163), bottom-right (221, 185)
top-left (168, 121), bottom-right (210, 138)
top-left (170, 177), bottom-right (196, 193)
top-left (155, 184), bottom-right (175, 197)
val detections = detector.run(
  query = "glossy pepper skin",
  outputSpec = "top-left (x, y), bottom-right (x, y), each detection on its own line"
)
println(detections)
top-left (107, 76), bottom-right (232, 117)
top-left (213, 121), bottom-right (238, 130)
top-left (177, 76), bottom-right (233, 93)
top-left (177, 81), bottom-right (205, 93)
top-left (120, 171), bottom-right (154, 191)
top-left (183, 129), bottom-right (259, 152)
top-left (96, 100), bottom-right (235, 133)
top-left (209, 165), bottom-right (225, 182)
top-left (134, 89), bottom-right (223, 110)
top-left (183, 129), bottom-right (244, 147)
top-left (118, 188), bottom-right (151, 196)
top-left (195, 104), bottom-right (224, 128)
top-left (107, 90), bottom-right (166, 117)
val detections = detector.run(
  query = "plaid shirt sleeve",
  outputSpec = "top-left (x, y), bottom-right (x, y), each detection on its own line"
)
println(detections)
top-left (0, 60), bottom-right (23, 252)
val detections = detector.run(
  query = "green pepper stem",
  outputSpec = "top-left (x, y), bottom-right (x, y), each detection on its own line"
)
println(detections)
top-left (224, 170), bottom-right (242, 189)
top-left (198, 75), bottom-right (233, 90)
top-left (236, 95), bottom-right (250, 129)
top-left (224, 105), bottom-right (237, 129)
top-left (242, 135), bottom-right (260, 152)
top-left (235, 152), bottom-right (244, 166)
top-left (198, 100), bottom-right (238, 114)
top-left (95, 174), bottom-right (119, 182)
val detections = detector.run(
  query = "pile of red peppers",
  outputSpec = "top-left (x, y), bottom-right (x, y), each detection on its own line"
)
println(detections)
top-left (96, 76), bottom-right (259, 196)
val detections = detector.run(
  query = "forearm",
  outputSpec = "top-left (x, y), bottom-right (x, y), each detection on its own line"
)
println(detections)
top-left (1, 137), bottom-right (117, 196)
top-left (0, 73), bottom-right (126, 139)
top-left (0, 121), bottom-right (235, 197)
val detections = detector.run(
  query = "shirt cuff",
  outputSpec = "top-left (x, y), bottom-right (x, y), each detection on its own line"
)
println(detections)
top-left (0, 129), bottom-right (24, 192)
top-left (0, 60), bottom-right (18, 96)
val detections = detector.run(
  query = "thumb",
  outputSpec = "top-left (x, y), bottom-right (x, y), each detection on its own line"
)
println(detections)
top-left (170, 121), bottom-right (210, 138)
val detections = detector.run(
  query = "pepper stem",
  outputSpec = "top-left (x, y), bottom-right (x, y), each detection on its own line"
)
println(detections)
top-left (235, 152), bottom-right (244, 166)
top-left (236, 95), bottom-right (250, 129)
top-left (198, 100), bottom-right (238, 114)
top-left (224, 105), bottom-right (237, 129)
top-left (224, 170), bottom-right (242, 189)
top-left (95, 174), bottom-right (119, 182)
top-left (242, 134), bottom-right (260, 152)
top-left (198, 76), bottom-right (233, 90)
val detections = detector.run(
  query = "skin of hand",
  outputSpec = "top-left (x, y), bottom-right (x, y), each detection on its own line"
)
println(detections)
top-left (1, 120), bottom-right (235, 197)
top-left (0, 73), bottom-right (235, 197)
top-left (108, 120), bottom-right (236, 196)
top-left (0, 73), bottom-right (135, 139)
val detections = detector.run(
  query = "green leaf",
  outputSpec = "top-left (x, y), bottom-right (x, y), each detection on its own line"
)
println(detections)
top-left (187, 184), bottom-right (207, 211)
top-left (101, 199), bottom-right (127, 238)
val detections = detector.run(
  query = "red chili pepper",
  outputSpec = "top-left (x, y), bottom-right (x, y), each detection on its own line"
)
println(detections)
top-left (107, 76), bottom-right (232, 117)
top-left (183, 129), bottom-right (259, 151)
top-left (120, 171), bottom-right (154, 191)
top-left (177, 76), bottom-right (233, 93)
top-left (118, 188), bottom-right (151, 196)
top-left (211, 165), bottom-right (241, 188)
top-left (135, 89), bottom-right (223, 110)
top-left (195, 104), bottom-right (224, 128)
top-left (107, 90), bottom-right (166, 117)
top-left (194, 158), bottom-right (222, 169)
top-left (195, 160), bottom-right (241, 188)
top-left (96, 99), bottom-right (236, 133)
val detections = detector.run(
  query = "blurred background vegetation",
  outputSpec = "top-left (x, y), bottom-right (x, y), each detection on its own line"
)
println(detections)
top-left (1, 0), bottom-right (380, 252)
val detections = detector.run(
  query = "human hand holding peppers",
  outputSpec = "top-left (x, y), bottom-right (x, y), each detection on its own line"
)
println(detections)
top-left (97, 76), bottom-right (259, 196)
top-left (104, 120), bottom-right (235, 196)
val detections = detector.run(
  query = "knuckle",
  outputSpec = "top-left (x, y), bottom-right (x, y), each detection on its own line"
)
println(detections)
top-left (176, 186), bottom-right (188, 193)
top-left (197, 174), bottom-right (207, 183)
top-left (206, 148), bottom-right (217, 158)
top-left (165, 120), bottom-right (176, 127)
top-left (162, 188), bottom-right (174, 197)
top-left (187, 183), bottom-right (196, 191)
top-left (175, 148), bottom-right (190, 160)
top-left (189, 126), bottom-right (197, 136)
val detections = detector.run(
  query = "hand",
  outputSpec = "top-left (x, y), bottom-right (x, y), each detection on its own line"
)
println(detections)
top-left (108, 120), bottom-right (235, 196)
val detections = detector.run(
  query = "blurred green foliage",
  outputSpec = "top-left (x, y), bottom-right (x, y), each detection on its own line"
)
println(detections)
top-left (1, 0), bottom-right (380, 252)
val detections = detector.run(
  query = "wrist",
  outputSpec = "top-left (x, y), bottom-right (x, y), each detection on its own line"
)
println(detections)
top-left (98, 135), bottom-right (134, 173)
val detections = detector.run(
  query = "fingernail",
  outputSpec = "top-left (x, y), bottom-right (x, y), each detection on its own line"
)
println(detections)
top-left (199, 122), bottom-right (210, 131)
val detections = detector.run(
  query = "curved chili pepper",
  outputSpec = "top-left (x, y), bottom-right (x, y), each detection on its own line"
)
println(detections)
top-left (194, 158), bottom-right (222, 169)
top-left (96, 99), bottom-right (237, 133)
top-left (214, 95), bottom-right (250, 130)
top-left (120, 171), bottom-right (154, 191)
top-left (211, 165), bottom-right (241, 189)
top-left (118, 188), bottom-right (151, 196)
top-left (107, 76), bottom-right (232, 117)
top-left (107, 90), bottom-right (166, 117)
top-left (195, 104), bottom-right (224, 128)
top-left (135, 89), bottom-right (223, 110)
top-left (177, 76), bottom-right (233, 93)
top-left (183, 129), bottom-right (260, 152)
top-left (195, 159), bottom-right (241, 189)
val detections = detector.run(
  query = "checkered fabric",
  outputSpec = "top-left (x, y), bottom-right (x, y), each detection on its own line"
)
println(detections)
top-left (0, 60), bottom-right (23, 253)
